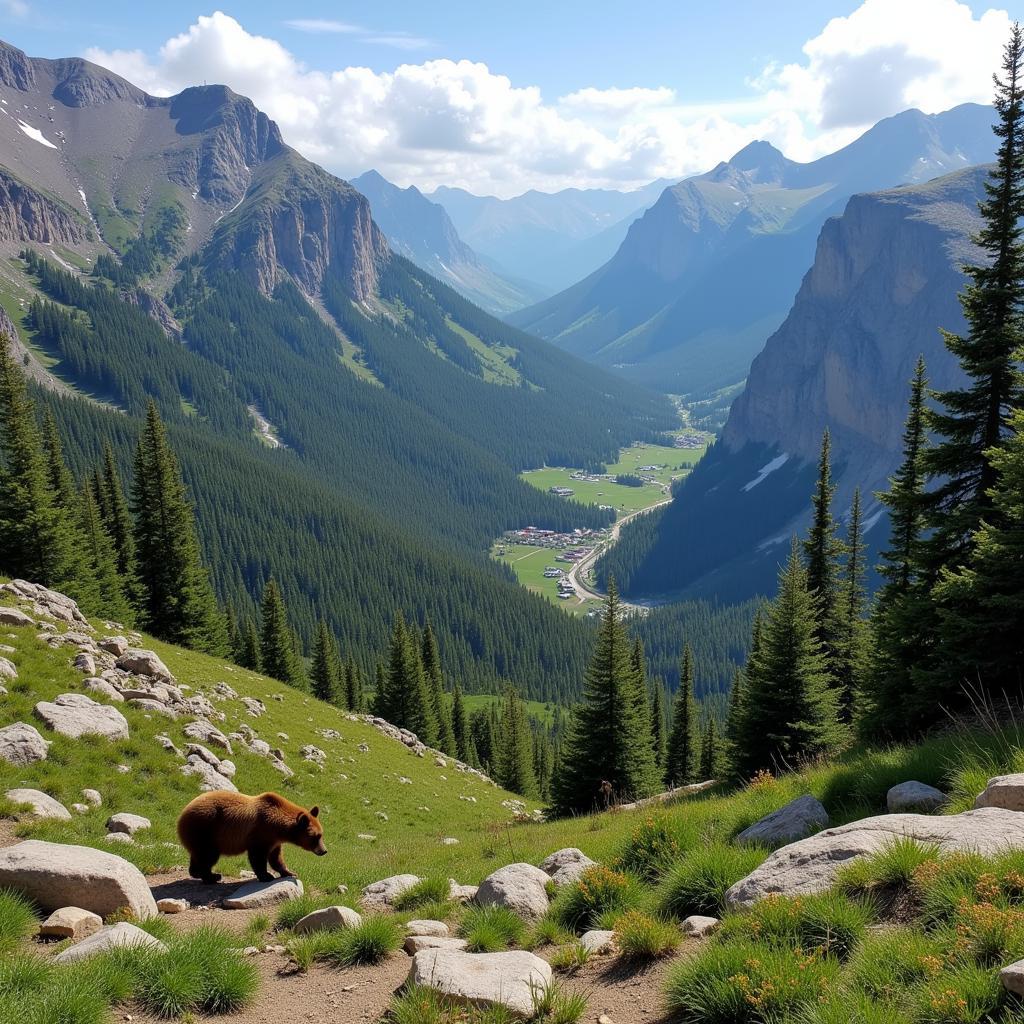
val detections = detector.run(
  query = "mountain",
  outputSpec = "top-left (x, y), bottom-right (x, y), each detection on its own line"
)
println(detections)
top-left (511, 105), bottom-right (996, 397)
top-left (350, 170), bottom-right (544, 315)
top-left (0, 38), bottom-right (678, 701)
top-left (430, 179), bottom-right (671, 293)
top-left (597, 164), bottom-right (987, 602)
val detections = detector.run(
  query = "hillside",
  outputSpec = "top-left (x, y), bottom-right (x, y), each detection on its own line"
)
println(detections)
top-left (511, 104), bottom-right (995, 396)
top-left (0, 37), bottom-right (678, 700)
top-left (598, 165), bottom-right (987, 602)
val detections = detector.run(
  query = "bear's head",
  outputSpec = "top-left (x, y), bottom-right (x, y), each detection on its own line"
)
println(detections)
top-left (294, 805), bottom-right (326, 856)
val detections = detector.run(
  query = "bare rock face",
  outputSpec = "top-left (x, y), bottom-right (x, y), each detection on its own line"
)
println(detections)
top-left (408, 949), bottom-right (552, 1018)
top-left (0, 840), bottom-right (158, 919)
top-left (726, 807), bottom-right (1024, 907)
top-left (476, 863), bottom-right (551, 921)
top-left (0, 722), bottom-right (50, 765)
top-left (5, 788), bottom-right (72, 820)
top-left (34, 693), bottom-right (130, 741)
top-left (0, 169), bottom-right (87, 247)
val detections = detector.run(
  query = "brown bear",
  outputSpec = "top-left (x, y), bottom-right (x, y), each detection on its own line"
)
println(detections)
top-left (176, 790), bottom-right (326, 884)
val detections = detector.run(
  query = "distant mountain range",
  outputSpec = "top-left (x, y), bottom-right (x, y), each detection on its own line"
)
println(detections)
top-left (597, 163), bottom-right (987, 602)
top-left (430, 180), bottom-right (672, 293)
top-left (510, 104), bottom-right (996, 398)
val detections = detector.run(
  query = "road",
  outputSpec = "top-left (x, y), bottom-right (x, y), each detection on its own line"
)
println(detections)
top-left (564, 495), bottom-right (673, 613)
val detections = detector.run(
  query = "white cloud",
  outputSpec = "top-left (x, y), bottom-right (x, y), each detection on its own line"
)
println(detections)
top-left (83, 4), bottom-right (1011, 197)
top-left (2, 0), bottom-right (30, 17)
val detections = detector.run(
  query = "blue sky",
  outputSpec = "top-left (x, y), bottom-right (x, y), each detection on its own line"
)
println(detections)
top-left (2, 1), bottom-right (1023, 195)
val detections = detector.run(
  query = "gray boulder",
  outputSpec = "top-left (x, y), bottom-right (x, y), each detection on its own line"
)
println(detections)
top-left (975, 774), bottom-right (1024, 812)
top-left (538, 848), bottom-right (596, 887)
top-left (361, 873), bottom-right (421, 910)
top-left (408, 949), bottom-right (551, 1018)
top-left (116, 648), bottom-right (172, 680)
top-left (682, 915), bottom-right (720, 937)
top-left (726, 807), bottom-right (1024, 907)
top-left (106, 812), bottom-right (151, 835)
top-left (34, 694), bottom-right (129, 741)
top-left (83, 677), bottom-right (124, 702)
top-left (0, 722), bottom-right (49, 765)
top-left (0, 657), bottom-right (16, 680)
top-left (223, 877), bottom-right (304, 909)
top-left (39, 906), bottom-right (102, 940)
top-left (55, 922), bottom-right (166, 963)
top-left (888, 781), bottom-right (946, 813)
top-left (293, 905), bottom-right (362, 933)
top-left (735, 794), bottom-right (828, 847)
top-left (182, 719), bottom-right (232, 753)
top-left (0, 840), bottom-right (157, 918)
top-left (73, 652), bottom-right (96, 675)
top-left (407, 919), bottom-right (449, 937)
top-left (98, 636), bottom-right (129, 656)
top-left (0, 607), bottom-right (34, 627)
top-left (579, 929), bottom-right (616, 953)
top-left (181, 755), bottom-right (237, 792)
top-left (476, 863), bottom-right (550, 921)
top-left (5, 788), bottom-right (71, 820)
top-left (405, 935), bottom-right (469, 954)
top-left (1001, 958), bottom-right (1024, 996)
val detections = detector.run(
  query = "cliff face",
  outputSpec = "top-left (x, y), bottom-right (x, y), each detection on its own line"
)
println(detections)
top-left (0, 170), bottom-right (87, 246)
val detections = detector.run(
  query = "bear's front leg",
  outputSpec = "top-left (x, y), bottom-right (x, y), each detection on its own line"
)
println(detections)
top-left (247, 844), bottom-right (273, 882)
top-left (269, 844), bottom-right (296, 878)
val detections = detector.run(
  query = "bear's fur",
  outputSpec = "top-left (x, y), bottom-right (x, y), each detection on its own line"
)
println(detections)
top-left (176, 790), bottom-right (326, 884)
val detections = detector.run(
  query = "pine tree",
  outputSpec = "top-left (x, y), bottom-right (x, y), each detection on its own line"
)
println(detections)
top-left (803, 429), bottom-right (845, 677)
top-left (835, 489), bottom-right (869, 722)
top-left (650, 679), bottom-right (668, 777)
top-left (422, 622), bottom-right (456, 755)
top-left (628, 637), bottom-right (656, 768)
top-left (379, 614), bottom-right (438, 744)
top-left (345, 657), bottom-right (363, 712)
top-left (924, 26), bottom-right (1024, 578)
top-left (495, 688), bottom-right (537, 797)
top-left (99, 441), bottom-right (140, 599)
top-left (665, 643), bottom-right (700, 787)
top-left (0, 343), bottom-right (90, 599)
top-left (723, 666), bottom-right (746, 776)
top-left (259, 579), bottom-right (299, 685)
top-left (732, 540), bottom-right (842, 777)
top-left (700, 718), bottom-right (721, 781)
top-left (79, 484), bottom-right (133, 625)
top-left (552, 580), bottom-right (660, 815)
top-left (932, 408), bottom-right (1024, 690)
top-left (131, 402), bottom-right (225, 653)
top-left (452, 685), bottom-right (471, 762)
top-left (238, 617), bottom-right (261, 672)
top-left (864, 359), bottom-right (933, 736)
top-left (310, 619), bottom-right (341, 704)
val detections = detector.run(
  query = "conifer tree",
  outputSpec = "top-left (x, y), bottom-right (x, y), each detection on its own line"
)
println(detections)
top-left (99, 441), bottom-right (140, 597)
top-left (924, 25), bottom-right (1024, 575)
top-left (79, 483), bottom-right (133, 625)
top-left (374, 663), bottom-right (387, 717)
top-left (496, 688), bottom-right (537, 797)
top-left (259, 579), bottom-right (299, 685)
top-left (452, 685), bottom-right (471, 762)
top-left (238, 617), bottom-right (261, 672)
top-left (835, 489), bottom-right (869, 722)
top-left (345, 657), bottom-right (364, 712)
top-left (0, 343), bottom-right (90, 599)
top-left (629, 637), bottom-right (656, 766)
top-left (665, 643), bottom-right (700, 787)
top-left (552, 580), bottom-right (660, 814)
top-left (733, 540), bottom-right (842, 777)
top-left (422, 622), bottom-right (456, 755)
top-left (700, 718), bottom-right (722, 781)
top-left (723, 666), bottom-right (746, 775)
top-left (803, 429), bottom-right (845, 677)
top-left (310, 619), bottom-right (341, 704)
top-left (380, 614), bottom-right (438, 744)
top-left (650, 678), bottom-right (668, 777)
top-left (131, 402), bottom-right (225, 653)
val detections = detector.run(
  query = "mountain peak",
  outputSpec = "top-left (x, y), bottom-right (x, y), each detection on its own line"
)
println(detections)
top-left (0, 39), bottom-right (33, 90)
top-left (726, 140), bottom-right (791, 183)
top-left (47, 56), bottom-right (151, 108)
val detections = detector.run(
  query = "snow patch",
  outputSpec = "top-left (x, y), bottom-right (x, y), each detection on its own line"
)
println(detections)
top-left (15, 119), bottom-right (58, 149)
top-left (47, 249), bottom-right (74, 272)
top-left (77, 188), bottom-right (88, 209)
top-left (742, 453), bottom-right (790, 492)
top-left (862, 509), bottom-right (885, 533)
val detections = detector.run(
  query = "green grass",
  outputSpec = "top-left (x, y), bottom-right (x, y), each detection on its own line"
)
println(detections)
top-left (520, 466), bottom-right (669, 519)
top-left (288, 914), bottom-right (402, 970)
top-left (462, 693), bottom-right (558, 727)
top-left (0, 890), bottom-right (36, 953)
top-left (459, 905), bottom-right (527, 952)
top-left (393, 876), bottom-right (452, 911)
top-left (612, 910), bottom-right (681, 960)
top-left (547, 865), bottom-right (645, 933)
top-left (489, 542), bottom-right (601, 614)
top-left (657, 843), bottom-right (769, 919)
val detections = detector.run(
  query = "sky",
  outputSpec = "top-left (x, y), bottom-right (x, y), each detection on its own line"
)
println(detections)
top-left (1, 0), bottom-right (1023, 197)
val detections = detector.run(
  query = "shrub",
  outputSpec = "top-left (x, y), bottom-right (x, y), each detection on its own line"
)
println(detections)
top-left (838, 837), bottom-right (940, 894)
top-left (947, 900), bottom-right (1024, 967)
top-left (549, 942), bottom-right (591, 973)
top-left (388, 984), bottom-right (448, 1024)
top-left (914, 853), bottom-right (990, 927)
top-left (0, 889), bottom-right (36, 952)
top-left (847, 927), bottom-right (945, 1002)
top-left (394, 877), bottom-right (451, 912)
top-left (664, 938), bottom-right (839, 1023)
top-left (803, 991), bottom-right (910, 1024)
top-left (460, 906), bottom-right (526, 953)
top-left (614, 815), bottom-right (692, 881)
top-left (613, 910), bottom-right (680, 960)
top-left (548, 866), bottom-right (644, 933)
top-left (914, 963), bottom-right (1003, 1024)
top-left (657, 843), bottom-right (767, 919)
top-left (719, 891), bottom-right (870, 962)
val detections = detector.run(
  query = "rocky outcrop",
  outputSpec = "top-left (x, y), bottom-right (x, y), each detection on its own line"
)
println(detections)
top-left (0, 169), bottom-right (87, 247)
top-left (725, 807), bottom-right (1024, 907)
top-left (0, 722), bottom-right (50, 765)
top-left (476, 863), bottom-right (551, 921)
top-left (34, 693), bottom-right (130, 740)
top-left (0, 40), bottom-right (34, 90)
top-left (47, 56), bottom-right (151, 108)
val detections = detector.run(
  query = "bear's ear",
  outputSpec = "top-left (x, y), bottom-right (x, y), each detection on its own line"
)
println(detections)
top-left (297, 812), bottom-right (309, 827)
top-left (310, 806), bottom-right (320, 818)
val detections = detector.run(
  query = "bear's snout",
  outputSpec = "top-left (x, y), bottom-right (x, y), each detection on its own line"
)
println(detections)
top-left (315, 841), bottom-right (327, 856)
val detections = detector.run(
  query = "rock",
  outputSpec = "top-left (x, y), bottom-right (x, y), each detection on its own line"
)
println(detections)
top-left (34, 694), bottom-right (129, 741)
top-left (0, 657), bottom-right (16, 680)
top-left (726, 807), bottom-right (1024, 907)
top-left (361, 873), bottom-right (421, 910)
top-left (888, 781), bottom-right (946, 813)
top-left (71, 803), bottom-right (90, 814)
top-left (975, 774), bottom-right (1024, 812)
top-left (248, 737), bottom-right (272, 757)
top-left (0, 607), bottom-right (34, 627)
top-left (405, 935), bottom-right (469, 953)
top-left (477, 863), bottom-right (551, 921)
top-left (407, 920), bottom-right (449, 937)
top-left (181, 756), bottom-right (238, 792)
top-left (241, 697), bottom-right (265, 717)
top-left (0, 722), bottom-right (49, 765)
top-left (0, 840), bottom-right (157, 919)
top-left (73, 652), bottom-right (96, 675)
top-left (82, 677), bottom-right (124, 702)
top-left (539, 848), bottom-right (596, 887)
top-left (182, 719), bottom-right (232, 753)
top-left (5, 788), bottom-right (72, 820)
top-left (129, 697), bottom-right (178, 718)
top-left (682, 915), bottom-right (720, 937)
top-left (579, 929), bottom-right (616, 953)
top-left (4, 580), bottom-right (90, 626)
top-left (293, 905), bottom-right (362, 934)
top-left (408, 949), bottom-right (552, 1018)
top-left (441, 837), bottom-right (460, 846)
top-left (223, 877), bottom-right (304, 909)
top-left (449, 880), bottom-right (479, 903)
top-left (270, 758), bottom-right (293, 777)
top-left (98, 636), bottom-right (129, 656)
top-left (55, 922), bottom-right (166, 963)
top-left (104, 832), bottom-right (134, 845)
top-left (735, 794), bottom-right (829, 847)
top-left (157, 898), bottom-right (189, 914)
top-left (185, 743), bottom-right (221, 766)
top-left (1001, 958), bottom-right (1024, 996)
top-left (301, 744), bottom-right (326, 764)
top-left (82, 788), bottom-right (102, 807)
top-left (39, 906), bottom-right (102, 940)
top-left (116, 648), bottom-right (172, 680)
top-left (106, 812), bottom-right (151, 835)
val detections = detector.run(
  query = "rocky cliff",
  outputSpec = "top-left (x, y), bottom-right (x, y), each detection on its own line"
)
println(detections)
top-left (0, 169), bottom-right (87, 247)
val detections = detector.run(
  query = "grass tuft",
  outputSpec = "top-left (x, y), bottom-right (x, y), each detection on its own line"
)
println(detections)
top-left (657, 843), bottom-right (767, 919)
top-left (612, 910), bottom-right (681, 961)
top-left (549, 941), bottom-right (591, 973)
top-left (0, 889), bottom-right (37, 952)
top-left (459, 905), bottom-right (527, 953)
top-left (547, 865), bottom-right (644, 933)
top-left (394, 877), bottom-right (452, 912)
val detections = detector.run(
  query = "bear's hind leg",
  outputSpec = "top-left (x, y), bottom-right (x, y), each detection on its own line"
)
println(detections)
top-left (189, 844), bottom-right (221, 884)
top-left (269, 844), bottom-right (295, 878)
top-left (247, 845), bottom-right (273, 882)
